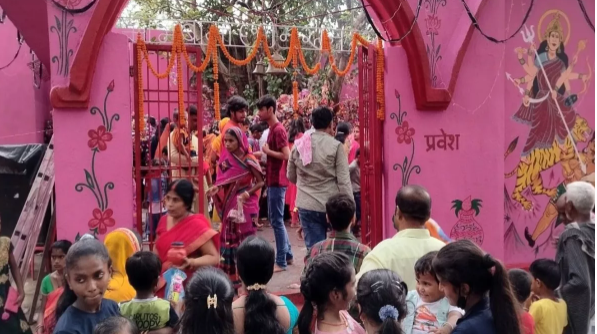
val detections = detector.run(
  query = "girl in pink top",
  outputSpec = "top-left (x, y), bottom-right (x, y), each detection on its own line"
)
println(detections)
top-left (298, 253), bottom-right (366, 334)
top-left (356, 269), bottom-right (408, 334)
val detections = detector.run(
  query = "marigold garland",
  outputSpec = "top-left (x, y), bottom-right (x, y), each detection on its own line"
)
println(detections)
top-left (135, 23), bottom-right (384, 123)
top-left (136, 40), bottom-right (145, 135)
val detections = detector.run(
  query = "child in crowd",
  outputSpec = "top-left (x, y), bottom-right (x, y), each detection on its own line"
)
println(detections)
top-left (349, 149), bottom-right (361, 237)
top-left (120, 251), bottom-right (179, 333)
top-left (528, 259), bottom-right (568, 334)
top-left (403, 251), bottom-right (463, 334)
top-left (36, 239), bottom-right (72, 334)
top-left (357, 269), bottom-right (408, 334)
top-left (94, 316), bottom-right (140, 334)
top-left (180, 266), bottom-right (235, 334)
top-left (299, 252), bottom-right (366, 334)
top-left (54, 238), bottom-right (120, 334)
top-left (145, 150), bottom-right (169, 241)
top-left (303, 193), bottom-right (370, 273)
top-left (508, 269), bottom-right (535, 334)
top-left (432, 240), bottom-right (521, 334)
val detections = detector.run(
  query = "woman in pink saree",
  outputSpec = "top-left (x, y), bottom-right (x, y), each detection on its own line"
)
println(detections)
top-left (207, 127), bottom-right (264, 289)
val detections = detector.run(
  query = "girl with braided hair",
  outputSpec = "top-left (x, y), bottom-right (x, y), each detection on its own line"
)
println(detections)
top-left (298, 252), bottom-right (365, 334)
top-left (356, 269), bottom-right (408, 334)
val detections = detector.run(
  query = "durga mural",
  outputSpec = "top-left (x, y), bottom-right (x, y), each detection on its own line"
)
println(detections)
top-left (504, 10), bottom-right (595, 249)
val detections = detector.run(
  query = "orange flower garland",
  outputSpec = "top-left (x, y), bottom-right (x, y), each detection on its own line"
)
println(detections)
top-left (135, 23), bottom-right (383, 124)
top-left (136, 39), bottom-right (145, 135)
top-left (176, 42), bottom-right (186, 126)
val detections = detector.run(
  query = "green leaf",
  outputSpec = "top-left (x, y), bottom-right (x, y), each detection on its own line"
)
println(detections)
top-left (84, 169), bottom-right (95, 189)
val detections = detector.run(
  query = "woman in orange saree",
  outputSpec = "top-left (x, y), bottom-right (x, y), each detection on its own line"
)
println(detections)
top-left (154, 179), bottom-right (220, 297)
top-left (39, 287), bottom-right (63, 334)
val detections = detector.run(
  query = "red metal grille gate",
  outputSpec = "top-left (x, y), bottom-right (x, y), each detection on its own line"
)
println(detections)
top-left (133, 44), bottom-right (205, 245)
top-left (358, 44), bottom-right (384, 248)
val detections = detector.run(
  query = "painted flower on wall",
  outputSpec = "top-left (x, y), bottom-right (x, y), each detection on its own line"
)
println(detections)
top-left (88, 125), bottom-right (113, 151)
top-left (396, 121), bottom-right (416, 144)
top-left (55, 0), bottom-right (82, 9)
top-left (88, 208), bottom-right (116, 234)
top-left (107, 80), bottom-right (115, 92)
top-left (425, 15), bottom-right (441, 35)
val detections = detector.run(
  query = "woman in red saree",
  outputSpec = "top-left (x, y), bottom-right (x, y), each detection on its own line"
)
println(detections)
top-left (154, 179), bottom-right (220, 297)
top-left (207, 127), bottom-right (264, 289)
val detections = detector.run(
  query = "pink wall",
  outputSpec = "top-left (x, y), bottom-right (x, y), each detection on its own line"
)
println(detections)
top-left (381, 0), bottom-right (595, 265)
top-left (52, 32), bottom-right (133, 240)
top-left (0, 17), bottom-right (50, 145)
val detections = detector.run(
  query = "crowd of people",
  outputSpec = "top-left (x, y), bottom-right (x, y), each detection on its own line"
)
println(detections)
top-left (0, 93), bottom-right (594, 334)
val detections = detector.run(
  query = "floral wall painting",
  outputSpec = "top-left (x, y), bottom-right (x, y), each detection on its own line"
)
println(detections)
top-left (424, 0), bottom-right (447, 87)
top-left (391, 90), bottom-right (421, 187)
top-left (504, 8), bottom-right (595, 257)
top-left (74, 80), bottom-right (119, 238)
top-left (450, 197), bottom-right (484, 245)
top-left (50, 9), bottom-right (77, 76)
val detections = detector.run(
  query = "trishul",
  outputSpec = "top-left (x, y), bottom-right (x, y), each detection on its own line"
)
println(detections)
top-left (520, 24), bottom-right (586, 174)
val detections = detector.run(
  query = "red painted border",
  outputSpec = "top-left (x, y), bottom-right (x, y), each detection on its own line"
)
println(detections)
top-left (367, 0), bottom-right (486, 111)
top-left (50, 0), bottom-right (128, 109)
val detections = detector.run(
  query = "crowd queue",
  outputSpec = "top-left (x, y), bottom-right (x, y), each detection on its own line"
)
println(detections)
top-left (0, 95), bottom-right (594, 334)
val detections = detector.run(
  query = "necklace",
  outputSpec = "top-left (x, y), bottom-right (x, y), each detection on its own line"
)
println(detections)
top-left (319, 312), bottom-right (352, 333)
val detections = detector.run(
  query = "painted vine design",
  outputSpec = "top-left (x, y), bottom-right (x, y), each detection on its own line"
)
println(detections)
top-left (391, 90), bottom-right (421, 186)
top-left (50, 10), bottom-right (76, 76)
top-left (74, 80), bottom-right (119, 237)
top-left (424, 0), bottom-right (446, 87)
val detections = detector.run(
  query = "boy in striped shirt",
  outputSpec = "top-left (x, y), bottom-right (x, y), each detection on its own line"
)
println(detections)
top-left (303, 193), bottom-right (371, 273)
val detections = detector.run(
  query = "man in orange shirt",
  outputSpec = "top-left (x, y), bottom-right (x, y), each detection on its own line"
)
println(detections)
top-left (210, 96), bottom-right (249, 167)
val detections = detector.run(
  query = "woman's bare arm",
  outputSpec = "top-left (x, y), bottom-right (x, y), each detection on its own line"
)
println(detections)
top-left (190, 239), bottom-right (219, 268)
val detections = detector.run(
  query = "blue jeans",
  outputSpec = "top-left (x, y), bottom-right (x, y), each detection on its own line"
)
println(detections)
top-left (268, 187), bottom-right (293, 268)
top-left (298, 208), bottom-right (328, 250)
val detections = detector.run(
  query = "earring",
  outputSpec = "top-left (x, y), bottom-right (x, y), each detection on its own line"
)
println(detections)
top-left (545, 45), bottom-right (549, 52)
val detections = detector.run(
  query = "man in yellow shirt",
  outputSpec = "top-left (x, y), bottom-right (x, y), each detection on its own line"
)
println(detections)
top-left (529, 259), bottom-right (568, 334)
top-left (356, 185), bottom-right (445, 290)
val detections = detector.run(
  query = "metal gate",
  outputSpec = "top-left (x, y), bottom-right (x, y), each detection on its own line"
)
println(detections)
top-left (132, 43), bottom-right (205, 244)
top-left (358, 44), bottom-right (384, 248)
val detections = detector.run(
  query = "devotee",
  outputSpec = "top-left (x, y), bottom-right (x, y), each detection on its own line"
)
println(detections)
top-left (432, 240), bottom-right (522, 334)
top-left (528, 259), bottom-right (568, 334)
top-left (104, 228), bottom-right (141, 303)
top-left (288, 106), bottom-right (353, 250)
top-left (508, 269), bottom-right (535, 334)
top-left (257, 95), bottom-right (294, 272)
top-left (287, 118), bottom-right (306, 228)
top-left (233, 236), bottom-right (299, 334)
top-left (349, 149), bottom-right (361, 236)
top-left (207, 127), bottom-right (264, 289)
top-left (556, 181), bottom-right (595, 334)
top-left (356, 185), bottom-right (444, 289)
top-left (154, 179), bottom-right (220, 297)
top-left (213, 96), bottom-right (249, 164)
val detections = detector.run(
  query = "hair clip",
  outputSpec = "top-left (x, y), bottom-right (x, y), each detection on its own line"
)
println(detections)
top-left (378, 305), bottom-right (399, 321)
top-left (246, 283), bottom-right (267, 291)
top-left (207, 294), bottom-right (218, 309)
top-left (371, 281), bottom-right (384, 293)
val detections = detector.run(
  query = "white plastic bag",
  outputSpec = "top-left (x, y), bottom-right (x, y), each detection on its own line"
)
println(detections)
top-left (228, 198), bottom-right (246, 223)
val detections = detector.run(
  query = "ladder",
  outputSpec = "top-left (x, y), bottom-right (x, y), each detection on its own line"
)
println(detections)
top-left (11, 136), bottom-right (55, 278)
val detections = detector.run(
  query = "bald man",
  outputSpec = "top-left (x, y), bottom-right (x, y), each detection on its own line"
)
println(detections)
top-left (356, 185), bottom-right (445, 289)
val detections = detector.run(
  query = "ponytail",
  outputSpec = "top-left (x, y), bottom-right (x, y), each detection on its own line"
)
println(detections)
top-left (486, 255), bottom-right (522, 334)
top-left (380, 318), bottom-right (403, 334)
top-left (297, 298), bottom-right (315, 334)
top-left (245, 289), bottom-right (285, 334)
top-left (357, 270), bottom-right (407, 334)
top-left (55, 281), bottom-right (77, 320)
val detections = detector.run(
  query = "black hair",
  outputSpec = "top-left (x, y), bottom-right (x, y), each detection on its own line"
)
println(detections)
top-left (256, 95), bottom-right (277, 112)
top-left (508, 269), bottom-right (532, 304)
top-left (188, 105), bottom-right (198, 116)
top-left (161, 146), bottom-right (168, 156)
top-left (126, 251), bottom-right (161, 292)
top-left (532, 40), bottom-right (567, 97)
top-left (160, 117), bottom-right (169, 134)
top-left (250, 123), bottom-right (264, 133)
top-left (298, 252), bottom-right (354, 334)
top-left (237, 236), bottom-right (285, 334)
top-left (227, 96), bottom-right (249, 114)
top-left (149, 117), bottom-right (157, 127)
top-left (326, 193), bottom-right (356, 231)
top-left (181, 266), bottom-right (235, 334)
top-left (395, 185), bottom-right (431, 225)
top-left (93, 316), bottom-right (139, 334)
top-left (432, 240), bottom-right (521, 334)
top-left (335, 122), bottom-right (351, 144)
top-left (311, 106), bottom-right (333, 130)
top-left (51, 240), bottom-right (72, 254)
top-left (414, 251), bottom-right (438, 281)
top-left (529, 259), bottom-right (561, 291)
top-left (357, 269), bottom-right (408, 334)
top-left (288, 117), bottom-right (306, 143)
top-left (167, 179), bottom-right (195, 211)
top-left (56, 239), bottom-right (112, 320)
top-left (355, 148), bottom-right (360, 158)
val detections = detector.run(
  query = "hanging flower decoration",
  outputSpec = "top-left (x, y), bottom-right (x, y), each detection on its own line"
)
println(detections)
top-left (87, 125), bottom-right (113, 151)
top-left (88, 208), bottom-right (116, 235)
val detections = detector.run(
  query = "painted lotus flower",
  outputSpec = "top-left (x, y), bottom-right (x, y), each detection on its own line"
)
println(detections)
top-left (88, 208), bottom-right (115, 235)
top-left (88, 125), bottom-right (113, 151)
top-left (396, 121), bottom-right (415, 144)
top-left (107, 80), bottom-right (115, 92)
top-left (426, 15), bottom-right (441, 35)
top-left (56, 0), bottom-right (82, 9)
